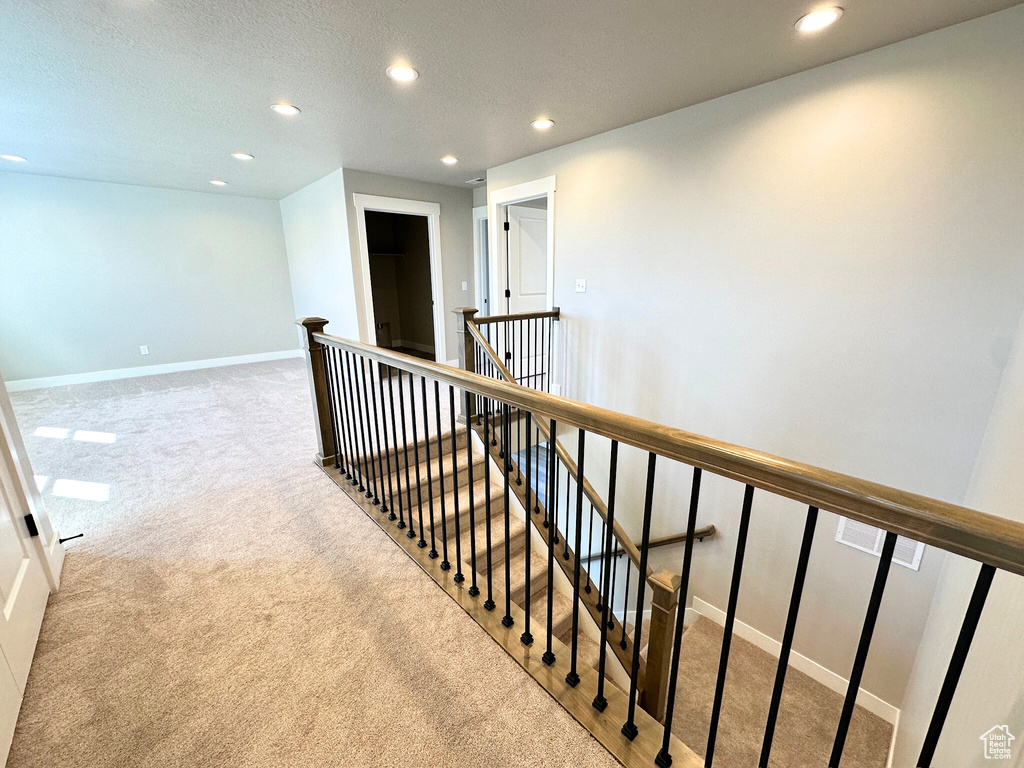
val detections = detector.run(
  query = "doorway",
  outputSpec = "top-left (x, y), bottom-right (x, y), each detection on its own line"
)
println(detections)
top-left (363, 211), bottom-right (436, 361)
top-left (499, 197), bottom-right (548, 315)
top-left (353, 194), bottom-right (446, 364)
top-left (487, 176), bottom-right (555, 315)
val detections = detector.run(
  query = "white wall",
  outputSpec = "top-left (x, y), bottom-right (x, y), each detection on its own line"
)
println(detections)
top-left (279, 168), bottom-right (360, 340)
top-left (0, 173), bottom-right (297, 382)
top-left (342, 169), bottom-right (475, 360)
top-left (484, 5), bottom-right (1024, 708)
top-left (894, 304), bottom-right (1024, 765)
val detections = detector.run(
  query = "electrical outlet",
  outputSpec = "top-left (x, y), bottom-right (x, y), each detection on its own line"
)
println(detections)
top-left (140, 345), bottom-right (149, 355)
top-left (575, 279), bottom-right (587, 293)
top-left (462, 281), bottom-right (468, 291)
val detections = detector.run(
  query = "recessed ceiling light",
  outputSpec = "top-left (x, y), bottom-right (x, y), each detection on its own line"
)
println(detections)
top-left (531, 118), bottom-right (555, 131)
top-left (795, 7), bottom-right (843, 32)
top-left (387, 65), bottom-right (419, 82)
top-left (210, 179), bottom-right (228, 186)
top-left (441, 155), bottom-right (459, 165)
top-left (1, 154), bottom-right (27, 162)
top-left (231, 152), bottom-right (254, 161)
top-left (270, 103), bottom-right (300, 116)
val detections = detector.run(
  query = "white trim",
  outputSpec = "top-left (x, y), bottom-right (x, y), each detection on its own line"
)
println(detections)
top-left (487, 176), bottom-right (556, 314)
top-left (4, 349), bottom-right (303, 391)
top-left (352, 193), bottom-right (448, 365)
top-left (689, 597), bottom-right (900, 725)
top-left (472, 205), bottom-right (489, 315)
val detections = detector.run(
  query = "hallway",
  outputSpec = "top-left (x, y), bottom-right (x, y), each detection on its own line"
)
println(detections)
top-left (7, 359), bottom-right (617, 767)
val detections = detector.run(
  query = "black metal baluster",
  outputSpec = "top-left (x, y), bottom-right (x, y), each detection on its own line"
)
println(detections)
top-left (562, 463), bottom-right (571, 560)
top-left (345, 351), bottom-right (370, 495)
top-left (336, 348), bottom-right (358, 482)
top-left (585, 502), bottom-right (596, 594)
top-left (706, 484), bottom-right (756, 766)
top-left (405, 371), bottom-right (421, 540)
top-left (608, 546), bottom-right (618, 630)
top-left (521, 412), bottom-right (534, 645)
top-left (592, 440), bottom-right (619, 712)
top-left (542, 418), bottom-right (558, 665)
top-left (367, 358), bottom-right (389, 512)
top-left (373, 361), bottom-right (394, 515)
top-left (358, 355), bottom-right (380, 505)
top-left (829, 531), bottom-right (898, 767)
top-left (757, 505), bottom-right (818, 767)
top-left (465, 389), bottom-right (479, 596)
top-left (320, 346), bottom-right (342, 473)
top-left (421, 377), bottom-right (436, 555)
top-left (565, 429), bottom-right (587, 687)
top-left (546, 315), bottom-right (554, 393)
top-left (397, 370), bottom-right (413, 529)
top-left (386, 369), bottom-right (402, 520)
top-left (482, 390), bottom-right (495, 610)
top-left (448, 386), bottom-right (465, 583)
top-left (385, 370), bottom-right (399, 520)
top-left (917, 563), bottom-right (996, 767)
top-left (621, 453), bottom-right (658, 741)
top-left (655, 468), bottom-right (703, 767)
top-left (434, 381), bottom-right (450, 571)
top-left (501, 402), bottom-right (514, 628)
top-left (619, 560), bottom-right (631, 649)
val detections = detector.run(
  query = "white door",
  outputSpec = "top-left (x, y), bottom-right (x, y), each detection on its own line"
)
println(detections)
top-left (502, 204), bottom-right (548, 315)
top-left (0, 372), bottom-right (59, 761)
top-left (0, 467), bottom-right (49, 756)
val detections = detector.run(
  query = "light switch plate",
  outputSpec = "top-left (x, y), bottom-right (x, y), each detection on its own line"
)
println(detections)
top-left (462, 281), bottom-right (468, 291)
top-left (575, 279), bottom-right (587, 293)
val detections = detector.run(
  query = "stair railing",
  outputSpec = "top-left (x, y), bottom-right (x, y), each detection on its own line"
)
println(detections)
top-left (455, 305), bottom-right (696, 718)
top-left (300, 315), bottom-right (1024, 768)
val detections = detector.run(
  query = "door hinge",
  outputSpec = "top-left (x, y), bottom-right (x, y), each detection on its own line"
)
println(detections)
top-left (504, 289), bottom-right (511, 298)
top-left (503, 221), bottom-right (510, 231)
top-left (24, 513), bottom-right (39, 538)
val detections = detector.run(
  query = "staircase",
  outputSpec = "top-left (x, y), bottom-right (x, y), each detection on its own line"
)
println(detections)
top-left (297, 312), bottom-right (1024, 768)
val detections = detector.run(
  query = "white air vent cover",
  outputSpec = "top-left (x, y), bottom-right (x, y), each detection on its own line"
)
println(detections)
top-left (835, 518), bottom-right (925, 571)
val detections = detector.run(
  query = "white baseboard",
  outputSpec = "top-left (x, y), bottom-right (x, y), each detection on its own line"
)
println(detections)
top-left (689, 597), bottom-right (900, 726)
top-left (5, 349), bottom-right (303, 391)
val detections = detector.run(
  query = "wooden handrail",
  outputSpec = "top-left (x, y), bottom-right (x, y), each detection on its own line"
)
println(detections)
top-left (471, 308), bottom-right (561, 325)
top-left (311, 330), bottom-right (1024, 577)
top-left (464, 318), bottom-right (648, 575)
top-left (581, 525), bottom-right (717, 564)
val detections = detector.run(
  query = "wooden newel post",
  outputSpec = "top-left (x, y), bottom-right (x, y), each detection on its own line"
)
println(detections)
top-left (452, 307), bottom-right (479, 422)
top-left (296, 317), bottom-right (336, 467)
top-left (641, 569), bottom-right (681, 722)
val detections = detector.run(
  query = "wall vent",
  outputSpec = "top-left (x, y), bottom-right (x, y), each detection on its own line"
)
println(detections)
top-left (835, 517), bottom-right (925, 571)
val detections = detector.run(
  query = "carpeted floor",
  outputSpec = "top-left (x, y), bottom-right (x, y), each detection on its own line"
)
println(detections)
top-left (7, 359), bottom-right (619, 767)
top-left (671, 617), bottom-right (892, 767)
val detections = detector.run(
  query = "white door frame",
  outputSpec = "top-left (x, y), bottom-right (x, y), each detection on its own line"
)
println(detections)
top-left (487, 176), bottom-right (556, 315)
top-left (352, 194), bottom-right (447, 364)
top-left (472, 205), bottom-right (489, 316)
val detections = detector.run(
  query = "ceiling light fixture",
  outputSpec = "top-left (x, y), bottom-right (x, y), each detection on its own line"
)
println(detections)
top-left (531, 118), bottom-right (555, 131)
top-left (270, 103), bottom-right (301, 116)
top-left (231, 152), bottom-right (254, 161)
top-left (210, 179), bottom-right (228, 186)
top-left (795, 7), bottom-right (843, 32)
top-left (387, 65), bottom-right (419, 82)
top-left (1, 154), bottom-right (27, 162)
top-left (441, 155), bottom-right (459, 165)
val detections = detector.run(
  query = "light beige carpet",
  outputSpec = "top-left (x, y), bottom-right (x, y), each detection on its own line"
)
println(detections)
top-left (7, 359), bottom-right (619, 768)
top-left (670, 617), bottom-right (892, 767)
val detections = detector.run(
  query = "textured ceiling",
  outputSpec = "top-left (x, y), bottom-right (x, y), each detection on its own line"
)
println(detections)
top-left (2, 0), bottom-right (1019, 199)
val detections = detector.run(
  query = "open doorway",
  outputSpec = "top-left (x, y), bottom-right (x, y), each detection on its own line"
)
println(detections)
top-left (498, 196), bottom-right (548, 315)
top-left (353, 194), bottom-right (447, 364)
top-left (487, 176), bottom-right (555, 315)
top-left (364, 211), bottom-right (435, 361)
